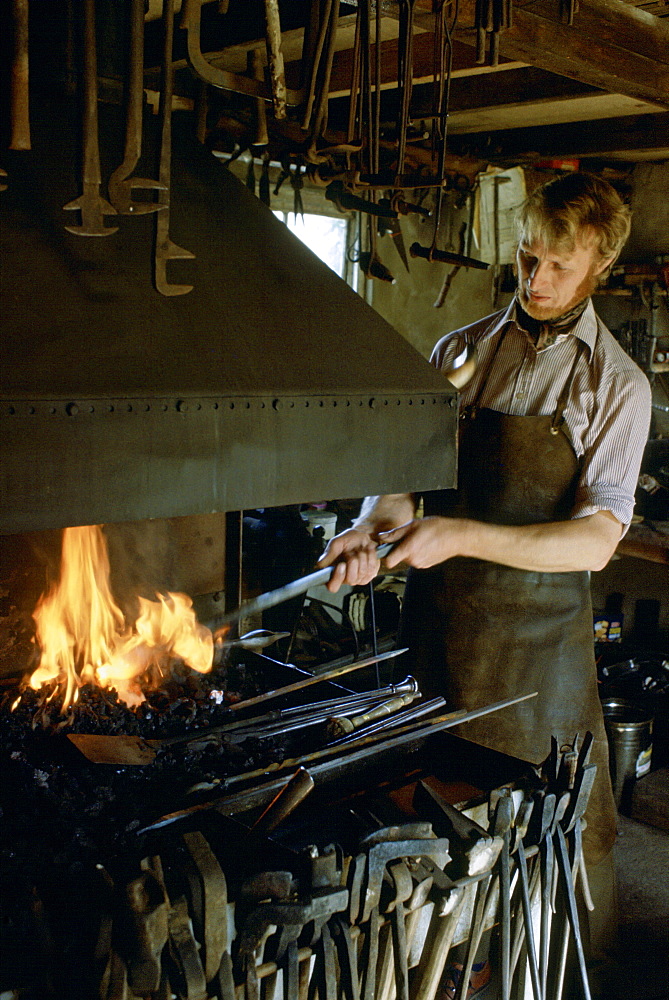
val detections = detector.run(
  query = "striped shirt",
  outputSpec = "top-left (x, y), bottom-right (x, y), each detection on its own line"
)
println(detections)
top-left (430, 298), bottom-right (652, 528)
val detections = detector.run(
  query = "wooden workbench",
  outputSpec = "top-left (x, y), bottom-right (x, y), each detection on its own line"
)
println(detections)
top-left (617, 520), bottom-right (669, 564)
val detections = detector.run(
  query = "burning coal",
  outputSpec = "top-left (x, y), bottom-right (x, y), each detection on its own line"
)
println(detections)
top-left (25, 525), bottom-right (214, 709)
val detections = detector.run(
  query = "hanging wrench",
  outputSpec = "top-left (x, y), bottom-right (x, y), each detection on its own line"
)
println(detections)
top-left (154, 0), bottom-right (195, 296)
top-left (63, 0), bottom-right (118, 236)
top-left (9, 0), bottom-right (31, 150)
top-left (395, 0), bottom-right (417, 184)
top-left (108, 0), bottom-right (166, 215)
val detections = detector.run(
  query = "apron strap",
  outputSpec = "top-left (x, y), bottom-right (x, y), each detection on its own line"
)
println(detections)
top-left (550, 337), bottom-right (587, 434)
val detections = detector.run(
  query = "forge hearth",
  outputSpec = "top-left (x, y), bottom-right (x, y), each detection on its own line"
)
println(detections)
top-left (0, 524), bottom-right (573, 1000)
top-left (0, 678), bottom-right (538, 1000)
top-left (0, 651), bottom-right (362, 870)
top-left (0, 633), bottom-right (545, 1000)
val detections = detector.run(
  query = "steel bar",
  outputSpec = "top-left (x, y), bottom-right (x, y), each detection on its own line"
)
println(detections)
top-left (223, 692), bottom-right (537, 790)
top-left (275, 678), bottom-right (419, 719)
top-left (455, 875), bottom-right (492, 1000)
top-left (554, 826), bottom-right (581, 1000)
top-left (213, 543), bottom-right (394, 636)
top-left (223, 647), bottom-right (407, 713)
top-left (495, 795), bottom-right (513, 1000)
top-left (327, 697), bottom-right (446, 746)
top-left (516, 839), bottom-right (542, 1000)
top-left (226, 681), bottom-right (421, 740)
top-left (510, 856), bottom-right (541, 979)
top-left (136, 692), bottom-right (537, 833)
top-left (554, 825), bottom-right (592, 1000)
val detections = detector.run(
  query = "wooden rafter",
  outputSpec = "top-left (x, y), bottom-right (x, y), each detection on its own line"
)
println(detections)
top-left (446, 110), bottom-right (669, 161)
top-left (405, 0), bottom-right (669, 108)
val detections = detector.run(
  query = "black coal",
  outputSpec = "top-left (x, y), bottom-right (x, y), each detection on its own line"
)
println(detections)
top-left (0, 657), bottom-right (320, 884)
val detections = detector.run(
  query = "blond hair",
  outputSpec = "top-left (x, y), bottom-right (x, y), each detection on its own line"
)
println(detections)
top-left (516, 172), bottom-right (631, 265)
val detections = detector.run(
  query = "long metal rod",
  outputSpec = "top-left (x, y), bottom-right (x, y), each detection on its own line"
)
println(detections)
top-left (219, 691), bottom-right (537, 791)
top-left (213, 543), bottom-right (394, 636)
top-left (554, 826), bottom-right (592, 1000)
top-left (225, 646), bottom-right (407, 713)
top-left (326, 697), bottom-right (445, 746)
top-left (516, 840), bottom-right (543, 1000)
top-left (226, 684), bottom-right (421, 740)
top-left (150, 650), bottom-right (413, 747)
top-left (276, 677), bottom-right (418, 719)
top-left (137, 691), bottom-right (538, 833)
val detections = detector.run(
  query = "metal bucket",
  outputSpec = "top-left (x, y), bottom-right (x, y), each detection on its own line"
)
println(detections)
top-left (601, 698), bottom-right (653, 812)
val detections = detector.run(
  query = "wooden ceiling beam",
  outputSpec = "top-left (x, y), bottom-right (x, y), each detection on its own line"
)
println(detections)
top-left (405, 0), bottom-right (669, 108)
top-left (327, 31), bottom-right (525, 98)
top-left (409, 67), bottom-right (604, 118)
top-left (445, 110), bottom-right (669, 161)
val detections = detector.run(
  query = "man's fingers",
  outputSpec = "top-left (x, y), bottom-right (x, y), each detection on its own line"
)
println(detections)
top-left (318, 535), bottom-right (346, 568)
top-left (325, 559), bottom-right (348, 593)
top-left (378, 521), bottom-right (414, 541)
top-left (319, 528), bottom-right (386, 591)
top-left (325, 554), bottom-right (380, 593)
top-left (378, 521), bottom-right (415, 568)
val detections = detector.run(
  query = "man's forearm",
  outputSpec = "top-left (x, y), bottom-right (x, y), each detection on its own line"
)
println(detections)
top-left (381, 509), bottom-right (623, 574)
top-left (353, 494), bottom-right (417, 536)
top-left (450, 511), bottom-right (623, 573)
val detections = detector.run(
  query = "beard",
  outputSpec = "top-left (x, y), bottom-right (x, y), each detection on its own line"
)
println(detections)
top-left (517, 268), bottom-right (599, 322)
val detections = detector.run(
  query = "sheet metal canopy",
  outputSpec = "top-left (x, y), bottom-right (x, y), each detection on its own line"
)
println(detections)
top-left (0, 102), bottom-right (457, 533)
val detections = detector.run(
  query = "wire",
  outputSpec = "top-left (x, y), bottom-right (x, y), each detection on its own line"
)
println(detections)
top-left (431, 0), bottom-right (457, 251)
top-left (368, 582), bottom-right (380, 686)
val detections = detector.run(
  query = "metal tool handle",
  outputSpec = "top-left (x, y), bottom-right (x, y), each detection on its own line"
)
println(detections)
top-left (409, 242), bottom-right (489, 270)
top-left (250, 766), bottom-right (314, 835)
top-left (213, 542), bottom-right (394, 634)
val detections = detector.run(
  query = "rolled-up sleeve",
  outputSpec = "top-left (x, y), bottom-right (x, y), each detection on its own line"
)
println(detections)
top-left (572, 363), bottom-right (652, 530)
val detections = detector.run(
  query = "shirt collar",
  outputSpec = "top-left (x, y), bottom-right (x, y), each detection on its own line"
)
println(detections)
top-left (503, 297), bottom-right (598, 357)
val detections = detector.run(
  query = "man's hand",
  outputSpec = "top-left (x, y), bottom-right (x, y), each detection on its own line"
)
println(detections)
top-left (318, 528), bottom-right (382, 592)
top-left (380, 510), bottom-right (622, 574)
top-left (318, 494), bottom-right (418, 592)
top-left (379, 517), bottom-right (467, 570)
top-left (318, 505), bottom-right (622, 592)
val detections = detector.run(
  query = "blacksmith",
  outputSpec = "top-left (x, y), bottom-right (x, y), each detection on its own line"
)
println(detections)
top-left (319, 172), bottom-right (652, 992)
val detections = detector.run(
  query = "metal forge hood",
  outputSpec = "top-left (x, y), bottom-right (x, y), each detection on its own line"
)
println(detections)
top-left (0, 102), bottom-right (457, 533)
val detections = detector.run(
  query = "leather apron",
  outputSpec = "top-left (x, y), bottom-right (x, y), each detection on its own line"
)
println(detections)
top-left (399, 328), bottom-right (617, 865)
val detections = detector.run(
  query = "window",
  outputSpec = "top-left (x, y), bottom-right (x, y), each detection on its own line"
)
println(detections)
top-left (273, 211), bottom-right (358, 291)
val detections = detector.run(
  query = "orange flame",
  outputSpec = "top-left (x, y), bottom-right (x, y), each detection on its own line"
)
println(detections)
top-left (29, 526), bottom-right (213, 709)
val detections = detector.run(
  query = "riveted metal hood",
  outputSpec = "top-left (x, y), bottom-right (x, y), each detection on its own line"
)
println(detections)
top-left (0, 100), bottom-right (457, 534)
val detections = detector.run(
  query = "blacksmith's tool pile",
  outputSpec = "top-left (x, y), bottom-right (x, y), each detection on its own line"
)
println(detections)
top-left (0, 614), bottom-right (539, 999)
top-left (411, 733), bottom-right (599, 1000)
top-left (1, 647), bottom-right (595, 1000)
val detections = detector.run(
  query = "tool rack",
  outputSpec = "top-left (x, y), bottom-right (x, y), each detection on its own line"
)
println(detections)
top-left (74, 732), bottom-right (597, 1000)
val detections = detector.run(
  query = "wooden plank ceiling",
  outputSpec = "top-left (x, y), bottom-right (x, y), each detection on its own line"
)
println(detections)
top-left (162, 0), bottom-right (669, 167)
